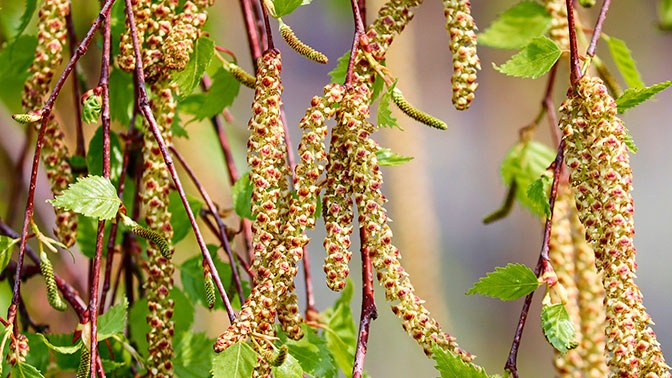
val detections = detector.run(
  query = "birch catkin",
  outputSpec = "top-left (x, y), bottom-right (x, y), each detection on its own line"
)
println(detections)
top-left (559, 76), bottom-right (670, 377)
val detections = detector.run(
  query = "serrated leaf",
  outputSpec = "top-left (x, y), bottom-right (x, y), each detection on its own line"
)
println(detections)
top-left (49, 176), bottom-right (121, 220)
top-left (375, 147), bottom-right (413, 167)
top-left (168, 191), bottom-right (203, 243)
top-left (328, 50), bottom-right (350, 84)
top-left (98, 298), bottom-right (128, 341)
top-left (45, 334), bottom-right (81, 370)
top-left (604, 36), bottom-right (644, 89)
top-left (232, 172), bottom-right (254, 220)
top-left (479, 2), bottom-right (551, 49)
top-left (322, 280), bottom-right (357, 376)
top-left (494, 37), bottom-right (561, 79)
top-left (181, 67), bottom-right (240, 120)
top-left (378, 86), bottom-right (400, 129)
top-left (526, 174), bottom-right (551, 218)
top-left (269, 0), bottom-right (310, 18)
top-left (277, 325), bottom-right (337, 378)
top-left (466, 263), bottom-right (540, 301)
top-left (0, 235), bottom-right (19, 272)
top-left (541, 303), bottom-right (578, 353)
top-left (37, 333), bottom-right (82, 355)
top-left (87, 126), bottom-right (124, 184)
top-left (211, 341), bottom-right (257, 378)
top-left (616, 81), bottom-right (672, 113)
top-left (174, 332), bottom-right (216, 378)
top-left (271, 352), bottom-right (304, 378)
top-left (501, 141), bottom-right (556, 217)
top-left (173, 37), bottom-right (215, 99)
top-left (623, 127), bottom-right (638, 153)
top-left (13, 0), bottom-right (37, 40)
top-left (432, 344), bottom-right (490, 378)
top-left (10, 362), bottom-right (45, 378)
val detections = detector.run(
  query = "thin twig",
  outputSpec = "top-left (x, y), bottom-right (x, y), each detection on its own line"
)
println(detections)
top-left (237, 0), bottom-right (263, 68)
top-left (504, 140), bottom-right (565, 378)
top-left (123, 0), bottom-right (236, 322)
top-left (352, 227), bottom-right (377, 378)
top-left (170, 146), bottom-right (246, 302)
top-left (345, 0), bottom-right (366, 86)
top-left (566, 0), bottom-right (581, 85)
top-left (586, 0), bottom-right (612, 57)
top-left (200, 211), bottom-right (253, 277)
top-left (260, 1), bottom-right (274, 50)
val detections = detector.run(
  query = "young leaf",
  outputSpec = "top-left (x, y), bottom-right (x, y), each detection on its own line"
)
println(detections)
top-left (493, 37), bottom-right (561, 79)
top-left (211, 341), bottom-right (257, 378)
top-left (36, 333), bottom-right (82, 355)
top-left (168, 191), bottom-right (203, 243)
top-left (181, 67), bottom-right (240, 120)
top-left (478, 1), bottom-right (551, 49)
top-left (173, 37), bottom-right (215, 99)
top-left (604, 36), bottom-right (645, 89)
top-left (232, 172), bottom-right (255, 220)
top-left (616, 80), bottom-right (672, 113)
top-left (623, 127), bottom-right (638, 153)
top-left (24, 333), bottom-right (50, 374)
top-left (98, 298), bottom-right (128, 341)
top-left (268, 0), bottom-right (311, 18)
top-left (321, 280), bottom-right (357, 376)
top-left (376, 147), bottom-right (414, 167)
top-left (0, 235), bottom-right (19, 272)
top-left (271, 352), bottom-right (303, 378)
top-left (431, 344), bottom-right (490, 378)
top-left (173, 332), bottom-right (216, 378)
top-left (10, 362), bottom-right (45, 378)
top-left (276, 325), bottom-right (337, 378)
top-left (328, 50), bottom-right (350, 85)
top-left (44, 334), bottom-right (82, 370)
top-left (525, 174), bottom-right (551, 218)
top-left (378, 86), bottom-right (400, 129)
top-left (49, 175), bottom-right (121, 221)
top-left (466, 263), bottom-right (540, 301)
top-left (13, 0), bottom-right (37, 40)
top-left (87, 126), bottom-right (124, 184)
top-left (541, 303), bottom-right (578, 353)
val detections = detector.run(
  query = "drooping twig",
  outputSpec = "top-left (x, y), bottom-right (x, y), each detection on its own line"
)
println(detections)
top-left (6, 0), bottom-right (117, 334)
top-left (345, 0), bottom-right (367, 86)
top-left (586, 0), bottom-right (611, 57)
top-left (123, 0), bottom-right (236, 322)
top-left (237, 0), bottom-right (263, 68)
top-left (566, 0), bottom-right (581, 85)
top-left (353, 227), bottom-right (378, 378)
top-left (504, 140), bottom-right (565, 378)
top-left (170, 146), bottom-right (246, 303)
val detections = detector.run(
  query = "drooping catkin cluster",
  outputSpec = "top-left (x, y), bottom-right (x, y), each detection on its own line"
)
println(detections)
top-left (442, 0), bottom-right (480, 110)
top-left (559, 75), bottom-right (670, 377)
top-left (543, 0), bottom-right (570, 51)
top-left (22, 0), bottom-right (77, 248)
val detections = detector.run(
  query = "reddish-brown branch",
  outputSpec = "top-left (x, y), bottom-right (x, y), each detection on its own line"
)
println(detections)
top-left (237, 0), bottom-right (263, 69)
top-left (352, 227), bottom-right (377, 378)
top-left (6, 0), bottom-right (116, 335)
top-left (504, 140), bottom-right (565, 378)
top-left (566, 0), bottom-right (581, 85)
top-left (586, 0), bottom-right (611, 57)
top-left (345, 0), bottom-right (367, 86)
top-left (123, 0), bottom-right (236, 322)
top-left (170, 146), bottom-right (246, 302)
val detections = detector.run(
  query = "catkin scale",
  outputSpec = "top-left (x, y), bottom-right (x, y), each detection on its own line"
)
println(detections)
top-left (391, 88), bottom-right (447, 130)
top-left (40, 252), bottom-right (67, 311)
top-left (279, 23), bottom-right (328, 64)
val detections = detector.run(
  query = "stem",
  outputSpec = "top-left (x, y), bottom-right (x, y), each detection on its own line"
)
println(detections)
top-left (352, 227), bottom-right (377, 378)
top-left (566, 0), bottom-right (581, 85)
top-left (65, 4), bottom-right (86, 158)
top-left (586, 0), bottom-right (611, 57)
top-left (123, 0), bottom-right (236, 322)
top-left (6, 0), bottom-right (116, 333)
top-left (170, 146), bottom-right (246, 303)
top-left (504, 140), bottom-right (565, 377)
top-left (238, 0), bottom-right (263, 68)
top-left (260, 0), bottom-right (274, 50)
top-left (345, 0), bottom-right (366, 86)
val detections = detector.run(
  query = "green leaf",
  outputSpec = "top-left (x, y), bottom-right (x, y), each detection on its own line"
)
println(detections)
top-left (13, 0), bottom-right (37, 40)
top-left (328, 50), bottom-right (350, 84)
top-left (0, 35), bottom-right (38, 111)
top-left (232, 172), bottom-right (254, 220)
top-left (277, 325), bottom-right (337, 378)
top-left (173, 37), bottom-right (215, 99)
top-left (174, 332), bottom-right (216, 378)
top-left (321, 280), bottom-right (357, 376)
top-left (375, 147), bottom-right (413, 167)
top-left (500, 141), bottom-right (555, 217)
top-left (432, 344), bottom-right (490, 378)
top-left (378, 86), bottom-right (400, 130)
top-left (541, 303), bottom-right (578, 353)
top-left (604, 36), bottom-right (644, 89)
top-left (36, 333), bottom-right (81, 355)
top-left (271, 352), bottom-right (304, 378)
top-left (466, 263), bottom-right (540, 301)
top-left (493, 37), bottom-right (561, 79)
top-left (616, 81), bottom-right (672, 113)
top-left (10, 362), bottom-right (45, 378)
top-left (0, 235), bottom-right (19, 272)
top-left (76, 214), bottom-right (121, 258)
top-left (268, 0), bottom-right (309, 18)
top-left (479, 2), bottom-right (552, 49)
top-left (168, 191), bottom-right (203, 243)
top-left (98, 298), bottom-right (128, 341)
top-left (24, 333), bottom-right (50, 373)
top-left (109, 68), bottom-right (134, 125)
top-left (525, 174), bottom-right (551, 218)
top-left (660, 0), bottom-right (672, 29)
top-left (623, 127), bottom-right (638, 153)
top-left (49, 175), bottom-right (121, 220)
top-left (86, 126), bottom-right (124, 184)
top-left (211, 341), bottom-right (257, 378)
top-left (181, 67), bottom-right (240, 120)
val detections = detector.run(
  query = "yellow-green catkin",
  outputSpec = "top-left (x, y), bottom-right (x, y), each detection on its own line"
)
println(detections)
top-left (443, 0), bottom-right (480, 110)
top-left (279, 22), bottom-right (328, 64)
top-left (543, 0), bottom-right (570, 51)
top-left (559, 75), bottom-right (670, 377)
top-left (40, 251), bottom-right (67, 311)
top-left (22, 0), bottom-right (77, 248)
